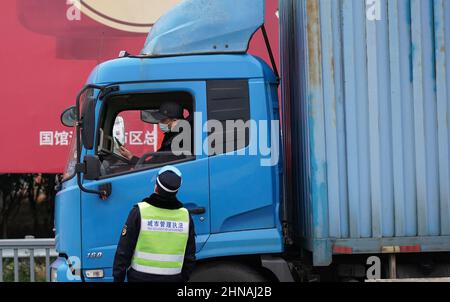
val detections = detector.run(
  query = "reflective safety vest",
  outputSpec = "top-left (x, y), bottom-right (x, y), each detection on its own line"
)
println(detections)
top-left (131, 202), bottom-right (190, 275)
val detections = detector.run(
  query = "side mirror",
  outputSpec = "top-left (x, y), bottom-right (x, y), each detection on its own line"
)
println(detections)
top-left (60, 106), bottom-right (77, 127)
top-left (81, 98), bottom-right (96, 149)
top-left (141, 110), bottom-right (160, 124)
top-left (83, 155), bottom-right (101, 180)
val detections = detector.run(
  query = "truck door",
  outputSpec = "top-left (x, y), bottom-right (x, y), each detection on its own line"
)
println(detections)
top-left (79, 81), bottom-right (209, 281)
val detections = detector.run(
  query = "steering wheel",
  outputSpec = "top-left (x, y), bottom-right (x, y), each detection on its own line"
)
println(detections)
top-left (135, 152), bottom-right (158, 168)
top-left (99, 150), bottom-right (131, 176)
top-left (99, 145), bottom-right (130, 163)
top-left (134, 151), bottom-right (175, 169)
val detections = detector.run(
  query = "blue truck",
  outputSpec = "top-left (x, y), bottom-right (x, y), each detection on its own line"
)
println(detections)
top-left (51, 0), bottom-right (450, 282)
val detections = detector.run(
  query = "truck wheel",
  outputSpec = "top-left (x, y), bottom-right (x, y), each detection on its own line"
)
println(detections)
top-left (189, 261), bottom-right (269, 282)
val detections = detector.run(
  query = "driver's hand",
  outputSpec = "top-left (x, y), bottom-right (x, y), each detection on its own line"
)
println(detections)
top-left (119, 146), bottom-right (133, 160)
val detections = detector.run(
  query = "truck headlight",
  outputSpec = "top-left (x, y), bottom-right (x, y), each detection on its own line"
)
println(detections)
top-left (50, 267), bottom-right (58, 282)
top-left (85, 269), bottom-right (104, 279)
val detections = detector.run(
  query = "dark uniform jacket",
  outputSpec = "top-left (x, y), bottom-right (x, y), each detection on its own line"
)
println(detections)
top-left (113, 193), bottom-right (196, 282)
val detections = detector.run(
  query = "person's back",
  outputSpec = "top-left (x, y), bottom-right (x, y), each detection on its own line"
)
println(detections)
top-left (113, 166), bottom-right (196, 282)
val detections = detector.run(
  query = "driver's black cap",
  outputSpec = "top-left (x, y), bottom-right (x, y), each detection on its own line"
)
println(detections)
top-left (151, 102), bottom-right (183, 121)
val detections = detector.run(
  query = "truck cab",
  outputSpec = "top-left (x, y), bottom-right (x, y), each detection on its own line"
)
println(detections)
top-left (51, 0), bottom-right (285, 282)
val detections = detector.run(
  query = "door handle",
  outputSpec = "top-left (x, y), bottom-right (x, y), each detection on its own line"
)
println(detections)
top-left (188, 207), bottom-right (206, 215)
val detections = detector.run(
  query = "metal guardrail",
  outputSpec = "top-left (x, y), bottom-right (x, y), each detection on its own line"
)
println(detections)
top-left (0, 238), bottom-right (56, 282)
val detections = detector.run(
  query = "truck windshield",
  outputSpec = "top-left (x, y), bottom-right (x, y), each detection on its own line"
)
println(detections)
top-left (62, 135), bottom-right (77, 181)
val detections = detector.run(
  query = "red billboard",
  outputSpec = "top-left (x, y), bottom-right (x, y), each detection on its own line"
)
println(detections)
top-left (0, 0), bottom-right (279, 173)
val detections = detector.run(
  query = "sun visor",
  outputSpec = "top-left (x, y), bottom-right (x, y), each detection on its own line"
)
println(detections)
top-left (141, 0), bottom-right (265, 57)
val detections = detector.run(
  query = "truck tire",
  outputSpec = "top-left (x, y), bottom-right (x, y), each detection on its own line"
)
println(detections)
top-left (190, 261), bottom-right (269, 282)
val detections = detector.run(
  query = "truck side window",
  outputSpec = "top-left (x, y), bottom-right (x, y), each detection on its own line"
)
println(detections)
top-left (97, 92), bottom-right (194, 178)
top-left (206, 80), bottom-right (250, 156)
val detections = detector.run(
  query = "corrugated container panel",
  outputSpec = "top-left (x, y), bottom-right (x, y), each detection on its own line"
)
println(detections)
top-left (280, 0), bottom-right (450, 254)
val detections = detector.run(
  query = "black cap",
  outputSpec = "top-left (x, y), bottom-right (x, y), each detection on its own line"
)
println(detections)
top-left (151, 101), bottom-right (183, 121)
top-left (156, 166), bottom-right (182, 197)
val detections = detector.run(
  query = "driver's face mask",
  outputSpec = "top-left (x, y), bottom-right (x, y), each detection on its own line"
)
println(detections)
top-left (159, 122), bottom-right (170, 133)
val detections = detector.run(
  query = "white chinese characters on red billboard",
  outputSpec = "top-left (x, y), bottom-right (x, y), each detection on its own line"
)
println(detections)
top-left (0, 0), bottom-right (279, 173)
top-left (39, 131), bottom-right (74, 147)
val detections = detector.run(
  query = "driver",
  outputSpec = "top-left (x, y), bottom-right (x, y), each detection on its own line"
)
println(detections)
top-left (119, 101), bottom-right (187, 165)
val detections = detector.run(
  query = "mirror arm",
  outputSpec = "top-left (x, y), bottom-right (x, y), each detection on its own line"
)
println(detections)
top-left (76, 173), bottom-right (109, 198)
top-left (75, 162), bottom-right (107, 198)
top-left (75, 84), bottom-right (105, 121)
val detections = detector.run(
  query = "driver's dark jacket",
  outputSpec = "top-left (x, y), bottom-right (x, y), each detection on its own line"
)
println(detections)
top-left (113, 193), bottom-right (196, 282)
top-left (130, 131), bottom-right (185, 165)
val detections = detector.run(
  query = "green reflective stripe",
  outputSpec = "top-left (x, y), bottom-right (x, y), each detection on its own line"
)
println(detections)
top-left (134, 251), bottom-right (184, 262)
top-left (132, 256), bottom-right (182, 269)
top-left (131, 263), bottom-right (182, 275)
top-left (135, 232), bottom-right (188, 255)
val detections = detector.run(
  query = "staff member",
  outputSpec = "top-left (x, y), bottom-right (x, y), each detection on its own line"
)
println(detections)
top-left (119, 101), bottom-right (187, 164)
top-left (113, 166), bottom-right (196, 282)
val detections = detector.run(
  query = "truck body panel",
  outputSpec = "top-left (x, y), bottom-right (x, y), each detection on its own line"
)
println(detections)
top-left (280, 0), bottom-right (450, 266)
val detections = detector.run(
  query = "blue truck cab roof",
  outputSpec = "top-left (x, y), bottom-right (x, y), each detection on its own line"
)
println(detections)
top-left (86, 0), bottom-right (273, 85)
top-left (87, 54), bottom-right (277, 85)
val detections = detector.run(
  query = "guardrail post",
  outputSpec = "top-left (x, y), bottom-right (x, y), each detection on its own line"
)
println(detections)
top-left (29, 249), bottom-right (35, 282)
top-left (13, 248), bottom-right (19, 282)
top-left (45, 248), bottom-right (50, 282)
top-left (0, 249), bottom-right (3, 282)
